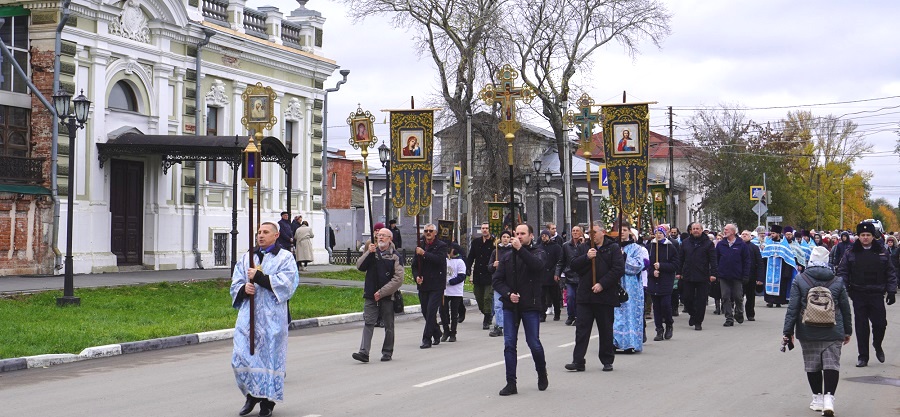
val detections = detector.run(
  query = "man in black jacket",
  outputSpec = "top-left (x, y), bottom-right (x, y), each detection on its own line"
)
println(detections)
top-left (558, 226), bottom-right (588, 325)
top-left (678, 222), bottom-right (718, 331)
top-left (835, 221), bottom-right (898, 367)
top-left (492, 224), bottom-right (549, 396)
top-left (565, 222), bottom-right (625, 372)
top-left (539, 230), bottom-right (563, 322)
top-left (413, 223), bottom-right (448, 349)
top-left (740, 229), bottom-right (765, 321)
top-left (467, 223), bottom-right (496, 330)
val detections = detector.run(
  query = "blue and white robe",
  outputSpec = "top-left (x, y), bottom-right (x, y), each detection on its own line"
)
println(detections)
top-left (230, 247), bottom-right (299, 403)
top-left (614, 242), bottom-right (648, 352)
top-left (760, 240), bottom-right (798, 305)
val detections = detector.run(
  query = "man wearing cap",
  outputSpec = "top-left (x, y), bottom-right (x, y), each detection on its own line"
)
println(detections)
top-left (835, 221), bottom-right (897, 367)
top-left (762, 224), bottom-right (799, 308)
top-left (277, 211), bottom-right (294, 250)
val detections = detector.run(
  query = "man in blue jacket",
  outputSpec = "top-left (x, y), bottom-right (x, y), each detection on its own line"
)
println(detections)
top-left (715, 224), bottom-right (750, 327)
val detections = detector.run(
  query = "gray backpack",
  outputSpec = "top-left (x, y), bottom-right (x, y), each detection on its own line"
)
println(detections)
top-left (800, 274), bottom-right (836, 327)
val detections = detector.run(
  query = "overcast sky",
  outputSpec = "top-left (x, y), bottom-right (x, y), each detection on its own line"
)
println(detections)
top-left (248, 0), bottom-right (900, 203)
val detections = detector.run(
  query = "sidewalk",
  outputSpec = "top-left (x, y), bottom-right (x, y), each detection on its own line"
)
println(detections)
top-left (0, 264), bottom-right (477, 373)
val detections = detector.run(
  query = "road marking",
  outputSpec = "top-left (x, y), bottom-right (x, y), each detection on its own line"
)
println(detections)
top-left (413, 354), bottom-right (532, 388)
top-left (557, 334), bottom-right (597, 348)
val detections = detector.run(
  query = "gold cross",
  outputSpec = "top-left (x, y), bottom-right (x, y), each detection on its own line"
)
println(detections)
top-left (479, 64), bottom-right (534, 139)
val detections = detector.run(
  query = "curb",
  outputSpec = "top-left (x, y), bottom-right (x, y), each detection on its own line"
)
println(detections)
top-left (1, 297), bottom-right (475, 373)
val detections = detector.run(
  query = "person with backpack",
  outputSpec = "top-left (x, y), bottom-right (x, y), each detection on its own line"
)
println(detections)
top-left (782, 246), bottom-right (852, 417)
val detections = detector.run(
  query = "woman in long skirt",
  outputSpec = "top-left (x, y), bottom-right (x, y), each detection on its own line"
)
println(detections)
top-left (613, 225), bottom-right (648, 353)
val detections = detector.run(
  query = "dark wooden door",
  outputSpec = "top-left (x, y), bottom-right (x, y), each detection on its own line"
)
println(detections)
top-left (110, 160), bottom-right (144, 265)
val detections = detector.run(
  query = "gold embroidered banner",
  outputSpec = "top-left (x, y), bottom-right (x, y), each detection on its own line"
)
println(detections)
top-left (601, 103), bottom-right (652, 217)
top-left (387, 109), bottom-right (438, 217)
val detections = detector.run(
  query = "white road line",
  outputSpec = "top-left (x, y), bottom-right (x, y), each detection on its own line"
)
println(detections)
top-left (557, 334), bottom-right (598, 348)
top-left (413, 354), bottom-right (532, 388)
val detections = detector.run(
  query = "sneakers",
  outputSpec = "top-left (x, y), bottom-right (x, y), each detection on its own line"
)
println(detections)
top-left (602, 364), bottom-right (614, 372)
top-left (352, 352), bottom-right (369, 363)
top-left (809, 394), bottom-right (823, 411)
top-left (565, 316), bottom-right (576, 326)
top-left (822, 393), bottom-right (834, 416)
top-left (499, 382), bottom-right (517, 396)
top-left (489, 326), bottom-right (503, 337)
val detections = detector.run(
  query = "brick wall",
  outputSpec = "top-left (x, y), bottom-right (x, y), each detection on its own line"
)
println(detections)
top-left (327, 157), bottom-right (354, 208)
top-left (30, 48), bottom-right (56, 189)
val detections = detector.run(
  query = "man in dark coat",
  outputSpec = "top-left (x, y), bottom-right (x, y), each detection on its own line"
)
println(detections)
top-left (565, 222), bottom-right (625, 372)
top-left (277, 211), bottom-right (294, 250)
top-left (538, 230), bottom-right (563, 322)
top-left (388, 219), bottom-right (402, 249)
top-left (678, 222), bottom-right (718, 331)
top-left (715, 223), bottom-right (750, 326)
top-left (835, 221), bottom-right (898, 367)
top-left (830, 231), bottom-right (852, 268)
top-left (412, 223), bottom-right (448, 349)
top-left (558, 225), bottom-right (588, 325)
top-left (740, 229), bottom-right (765, 321)
top-left (492, 224), bottom-right (549, 396)
top-left (467, 223), bottom-right (496, 329)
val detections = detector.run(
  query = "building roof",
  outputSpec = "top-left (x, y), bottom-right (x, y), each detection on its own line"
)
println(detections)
top-left (574, 130), bottom-right (694, 160)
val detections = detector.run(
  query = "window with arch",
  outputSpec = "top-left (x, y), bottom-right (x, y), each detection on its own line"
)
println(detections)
top-left (109, 80), bottom-right (138, 112)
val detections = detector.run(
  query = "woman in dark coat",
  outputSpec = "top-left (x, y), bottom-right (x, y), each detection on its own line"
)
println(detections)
top-left (646, 226), bottom-right (680, 341)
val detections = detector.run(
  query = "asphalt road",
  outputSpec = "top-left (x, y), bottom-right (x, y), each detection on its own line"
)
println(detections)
top-left (1, 300), bottom-right (897, 416)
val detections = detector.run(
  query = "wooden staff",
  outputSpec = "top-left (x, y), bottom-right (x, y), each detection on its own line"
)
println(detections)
top-left (585, 153), bottom-right (597, 286)
top-left (247, 190), bottom-right (256, 356)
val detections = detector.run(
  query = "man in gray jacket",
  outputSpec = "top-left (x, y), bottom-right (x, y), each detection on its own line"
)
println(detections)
top-left (353, 228), bottom-right (404, 362)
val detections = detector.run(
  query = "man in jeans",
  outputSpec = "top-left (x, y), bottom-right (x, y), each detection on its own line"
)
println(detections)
top-left (715, 224), bottom-right (750, 327)
top-left (353, 228), bottom-right (404, 362)
top-left (492, 224), bottom-right (549, 396)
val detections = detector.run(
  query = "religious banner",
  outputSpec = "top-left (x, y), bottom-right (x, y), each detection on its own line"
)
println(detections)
top-left (386, 109), bottom-right (439, 216)
top-left (438, 220), bottom-right (455, 244)
top-left (649, 184), bottom-right (668, 224)
top-left (601, 102), bottom-right (653, 217)
top-left (487, 201), bottom-right (506, 238)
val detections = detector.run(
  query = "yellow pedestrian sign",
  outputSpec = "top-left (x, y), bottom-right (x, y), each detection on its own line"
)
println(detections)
top-left (750, 186), bottom-right (764, 201)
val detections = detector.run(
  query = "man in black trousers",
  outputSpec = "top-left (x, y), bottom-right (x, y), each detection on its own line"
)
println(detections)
top-left (565, 221), bottom-right (624, 372)
top-left (413, 223), bottom-right (448, 348)
top-left (678, 222), bottom-right (718, 331)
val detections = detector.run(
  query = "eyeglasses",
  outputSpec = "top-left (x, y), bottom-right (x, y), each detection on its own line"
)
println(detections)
top-left (424, 230), bottom-right (436, 233)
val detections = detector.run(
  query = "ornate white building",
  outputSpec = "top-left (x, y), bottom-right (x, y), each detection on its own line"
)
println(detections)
top-left (0, 0), bottom-right (338, 275)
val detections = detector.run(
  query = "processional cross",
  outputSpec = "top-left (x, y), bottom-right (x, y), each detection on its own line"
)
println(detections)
top-left (565, 93), bottom-right (603, 284)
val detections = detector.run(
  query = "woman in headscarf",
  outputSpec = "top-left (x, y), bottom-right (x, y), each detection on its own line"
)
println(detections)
top-left (782, 246), bottom-right (852, 417)
top-left (612, 222), bottom-right (648, 353)
top-left (646, 224), bottom-right (679, 341)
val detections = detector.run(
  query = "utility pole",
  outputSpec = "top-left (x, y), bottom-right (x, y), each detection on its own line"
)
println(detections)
top-left (466, 113), bottom-right (473, 243)
top-left (668, 106), bottom-right (675, 226)
top-left (840, 178), bottom-right (845, 230)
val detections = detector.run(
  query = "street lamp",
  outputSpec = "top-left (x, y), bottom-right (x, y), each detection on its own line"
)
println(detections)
top-left (322, 69), bottom-right (349, 259)
top-left (53, 89), bottom-right (91, 307)
top-left (378, 141), bottom-right (391, 223)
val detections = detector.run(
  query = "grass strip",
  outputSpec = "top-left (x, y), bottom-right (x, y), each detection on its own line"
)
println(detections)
top-left (0, 280), bottom-right (418, 359)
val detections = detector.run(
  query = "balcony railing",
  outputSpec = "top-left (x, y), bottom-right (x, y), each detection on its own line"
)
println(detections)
top-left (201, 0), bottom-right (228, 23)
top-left (0, 155), bottom-right (45, 184)
top-left (243, 8), bottom-right (268, 39)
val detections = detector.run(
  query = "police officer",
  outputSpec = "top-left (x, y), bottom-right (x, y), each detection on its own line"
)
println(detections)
top-left (835, 221), bottom-right (898, 367)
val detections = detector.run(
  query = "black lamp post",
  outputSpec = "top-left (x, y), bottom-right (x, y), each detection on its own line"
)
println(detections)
top-left (378, 141), bottom-right (391, 223)
top-left (525, 157), bottom-right (552, 231)
top-left (53, 89), bottom-right (91, 307)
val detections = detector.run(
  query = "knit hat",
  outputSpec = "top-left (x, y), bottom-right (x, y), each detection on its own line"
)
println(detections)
top-left (374, 222), bottom-right (385, 231)
top-left (540, 230), bottom-right (552, 238)
top-left (856, 221), bottom-right (876, 236)
top-left (783, 226), bottom-right (794, 234)
top-left (656, 224), bottom-right (670, 235)
top-left (808, 246), bottom-right (830, 267)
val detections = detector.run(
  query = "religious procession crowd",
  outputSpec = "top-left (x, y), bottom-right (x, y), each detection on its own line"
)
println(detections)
top-left (220, 212), bottom-right (897, 417)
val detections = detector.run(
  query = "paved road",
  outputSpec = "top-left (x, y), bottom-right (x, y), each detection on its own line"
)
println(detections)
top-left (1, 300), bottom-right (897, 416)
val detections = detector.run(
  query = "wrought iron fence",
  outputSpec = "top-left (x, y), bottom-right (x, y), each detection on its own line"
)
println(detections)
top-left (330, 248), bottom-right (409, 265)
top-left (214, 233), bottom-right (228, 266)
top-left (0, 155), bottom-right (44, 184)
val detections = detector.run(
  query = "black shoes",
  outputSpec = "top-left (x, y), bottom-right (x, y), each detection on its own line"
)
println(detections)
top-left (538, 371), bottom-right (549, 391)
top-left (856, 358), bottom-right (868, 367)
top-left (420, 341), bottom-right (432, 349)
top-left (352, 352), bottom-right (369, 363)
top-left (694, 324), bottom-right (702, 331)
top-left (483, 316), bottom-right (492, 330)
top-left (689, 317), bottom-right (696, 326)
top-left (653, 328), bottom-right (665, 342)
top-left (259, 400), bottom-right (274, 417)
top-left (441, 334), bottom-right (450, 342)
top-left (238, 395), bottom-right (260, 416)
top-left (448, 334), bottom-right (457, 342)
top-left (499, 382), bottom-right (518, 396)
top-left (433, 333), bottom-right (442, 345)
top-left (489, 326), bottom-right (503, 337)
top-left (876, 347), bottom-right (886, 363)
top-left (564, 362), bottom-right (585, 372)
top-left (723, 321), bottom-right (734, 327)
top-left (553, 314), bottom-right (561, 321)
top-left (735, 313), bottom-right (744, 324)
top-left (375, 319), bottom-right (385, 328)
top-left (381, 354), bottom-right (392, 362)
top-left (565, 317), bottom-right (576, 326)
top-left (602, 364), bottom-right (614, 372)
top-left (747, 316), bottom-right (756, 321)
top-left (540, 315), bottom-right (547, 322)
top-left (664, 324), bottom-right (673, 340)
top-left (713, 309), bottom-right (721, 315)
top-left (458, 308), bottom-right (466, 323)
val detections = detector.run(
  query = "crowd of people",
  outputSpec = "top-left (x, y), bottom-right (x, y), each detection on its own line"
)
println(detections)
top-left (227, 214), bottom-right (897, 416)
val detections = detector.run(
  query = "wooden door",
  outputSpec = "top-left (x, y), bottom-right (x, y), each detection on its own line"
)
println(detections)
top-left (110, 160), bottom-right (144, 265)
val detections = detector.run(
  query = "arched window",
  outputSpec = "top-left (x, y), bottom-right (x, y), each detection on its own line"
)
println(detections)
top-left (109, 80), bottom-right (138, 112)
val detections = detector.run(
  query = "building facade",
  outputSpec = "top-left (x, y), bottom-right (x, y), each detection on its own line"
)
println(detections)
top-left (0, 0), bottom-right (339, 275)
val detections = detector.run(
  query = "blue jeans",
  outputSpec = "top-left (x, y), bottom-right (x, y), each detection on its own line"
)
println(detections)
top-left (493, 291), bottom-right (504, 327)
top-left (566, 283), bottom-right (578, 318)
top-left (502, 308), bottom-right (546, 383)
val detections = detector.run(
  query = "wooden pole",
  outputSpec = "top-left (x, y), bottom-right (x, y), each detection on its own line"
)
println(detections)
top-left (247, 188), bottom-right (256, 356)
top-left (585, 153), bottom-right (597, 286)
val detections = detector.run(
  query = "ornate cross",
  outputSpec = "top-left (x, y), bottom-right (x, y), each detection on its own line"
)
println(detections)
top-left (479, 64), bottom-right (534, 139)
top-left (565, 93), bottom-right (602, 156)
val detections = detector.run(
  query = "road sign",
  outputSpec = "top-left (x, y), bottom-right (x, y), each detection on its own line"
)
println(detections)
top-left (599, 166), bottom-right (609, 188)
top-left (767, 215), bottom-right (783, 223)
top-left (750, 186), bottom-right (764, 200)
top-left (752, 202), bottom-right (768, 216)
top-left (453, 165), bottom-right (461, 188)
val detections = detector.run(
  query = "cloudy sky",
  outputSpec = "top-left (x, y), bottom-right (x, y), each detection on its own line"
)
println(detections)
top-left (248, 0), bottom-right (900, 202)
